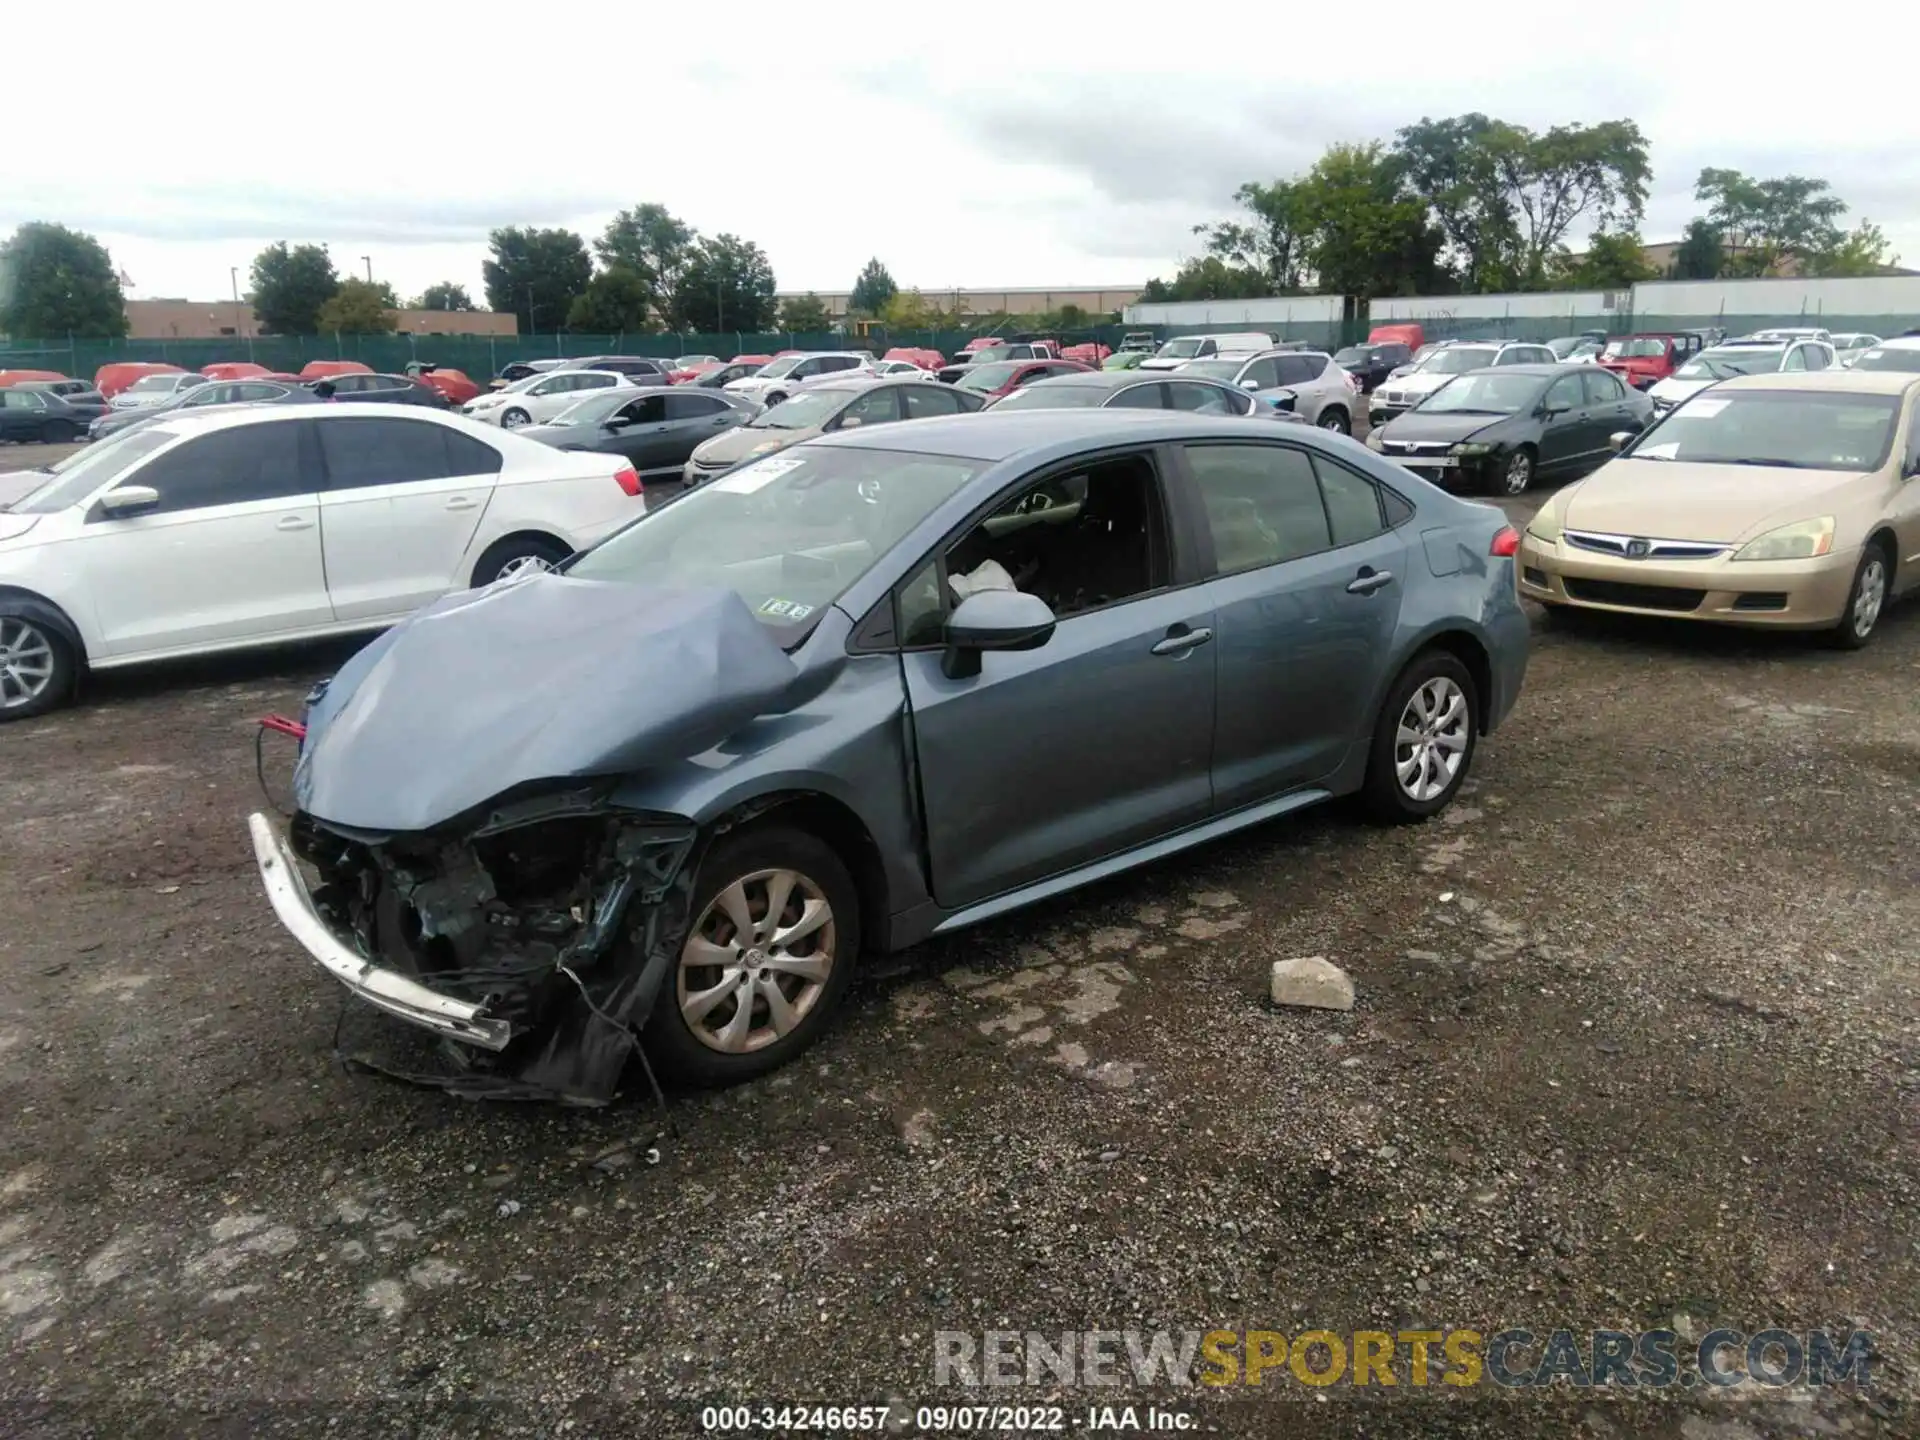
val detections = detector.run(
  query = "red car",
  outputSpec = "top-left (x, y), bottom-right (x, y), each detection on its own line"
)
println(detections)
top-left (299, 359), bottom-right (373, 380)
top-left (407, 364), bottom-right (481, 406)
top-left (93, 361), bottom-right (185, 399)
top-left (200, 361), bottom-right (271, 380)
top-left (954, 357), bottom-right (1091, 402)
top-left (883, 346), bottom-right (944, 371)
top-left (1059, 341), bottom-right (1111, 366)
top-left (1597, 332), bottom-right (1704, 390)
top-left (669, 363), bottom-right (722, 385)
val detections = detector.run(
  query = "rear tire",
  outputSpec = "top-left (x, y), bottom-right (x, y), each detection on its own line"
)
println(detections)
top-left (1825, 542), bottom-right (1891, 650)
top-left (1317, 406), bottom-right (1350, 434)
top-left (468, 534), bottom-right (571, 588)
top-left (642, 824), bottom-right (860, 1086)
top-left (1360, 650), bottom-right (1479, 823)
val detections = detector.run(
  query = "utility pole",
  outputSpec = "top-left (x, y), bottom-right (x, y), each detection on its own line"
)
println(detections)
top-left (361, 256), bottom-right (373, 283)
top-left (231, 266), bottom-right (253, 362)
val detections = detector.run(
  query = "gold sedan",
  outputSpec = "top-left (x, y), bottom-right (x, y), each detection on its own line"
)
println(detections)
top-left (1517, 370), bottom-right (1920, 647)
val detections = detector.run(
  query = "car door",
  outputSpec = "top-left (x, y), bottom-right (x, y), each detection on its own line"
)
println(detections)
top-left (895, 448), bottom-right (1216, 908)
top-left (903, 384), bottom-right (970, 419)
top-left (1579, 369), bottom-right (1640, 461)
top-left (78, 419), bottom-right (331, 657)
top-left (1178, 441), bottom-right (1410, 805)
top-left (315, 415), bottom-right (504, 621)
top-left (664, 391), bottom-right (745, 462)
top-left (604, 392), bottom-right (671, 473)
top-left (1535, 372), bottom-right (1590, 474)
top-left (0, 390), bottom-right (42, 440)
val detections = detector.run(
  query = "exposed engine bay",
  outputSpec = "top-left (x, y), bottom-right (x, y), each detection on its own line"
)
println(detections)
top-left (290, 795), bottom-right (701, 1105)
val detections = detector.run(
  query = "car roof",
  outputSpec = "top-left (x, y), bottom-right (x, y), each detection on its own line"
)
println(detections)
top-left (120, 402), bottom-right (485, 439)
top-left (1016, 370), bottom-right (1179, 391)
top-left (1713, 370), bottom-right (1920, 396)
top-left (816, 406), bottom-right (1294, 463)
top-left (1465, 363), bottom-right (1574, 378)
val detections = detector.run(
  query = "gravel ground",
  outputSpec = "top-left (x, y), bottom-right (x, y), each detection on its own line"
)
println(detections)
top-left (0, 465), bottom-right (1915, 1438)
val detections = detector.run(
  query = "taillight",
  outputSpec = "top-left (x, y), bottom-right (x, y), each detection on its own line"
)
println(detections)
top-left (613, 466), bottom-right (643, 497)
top-left (1490, 525), bottom-right (1520, 557)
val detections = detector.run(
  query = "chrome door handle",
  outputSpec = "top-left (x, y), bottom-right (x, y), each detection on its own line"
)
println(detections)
top-left (444, 496), bottom-right (477, 511)
top-left (1347, 569), bottom-right (1394, 595)
top-left (275, 515), bottom-right (314, 531)
top-left (1151, 626), bottom-right (1213, 656)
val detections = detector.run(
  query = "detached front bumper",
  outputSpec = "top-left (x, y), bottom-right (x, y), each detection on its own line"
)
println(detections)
top-left (247, 812), bottom-right (514, 1051)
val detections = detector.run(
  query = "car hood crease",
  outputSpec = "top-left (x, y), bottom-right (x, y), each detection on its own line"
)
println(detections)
top-left (295, 577), bottom-right (801, 833)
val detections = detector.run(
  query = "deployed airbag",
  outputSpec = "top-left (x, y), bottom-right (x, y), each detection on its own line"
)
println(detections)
top-left (295, 576), bottom-right (800, 832)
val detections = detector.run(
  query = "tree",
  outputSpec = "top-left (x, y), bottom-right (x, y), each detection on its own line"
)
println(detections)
top-left (1551, 230), bottom-right (1656, 290)
top-left (1695, 168), bottom-right (1846, 276)
top-left (669, 235), bottom-right (777, 333)
top-left (1493, 120), bottom-right (1650, 287)
top-left (418, 281), bottom-right (473, 311)
top-left (1392, 115), bottom-right (1520, 291)
top-left (1139, 256), bottom-right (1270, 303)
top-left (482, 227), bottom-right (592, 334)
top-left (778, 292), bottom-right (833, 332)
top-left (0, 222), bottom-right (128, 338)
top-left (248, 242), bottom-right (338, 335)
top-left (881, 289), bottom-right (950, 329)
top-left (1807, 219), bottom-right (1898, 278)
top-left (1290, 143), bottom-right (1447, 299)
top-left (1195, 181), bottom-right (1309, 293)
top-left (849, 258), bottom-right (897, 316)
top-left (594, 203), bottom-right (695, 324)
top-left (1671, 219), bottom-right (1723, 280)
top-left (315, 278), bottom-right (399, 334)
top-left (566, 268), bottom-right (656, 333)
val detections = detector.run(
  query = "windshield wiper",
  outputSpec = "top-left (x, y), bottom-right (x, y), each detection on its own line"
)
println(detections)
top-left (1707, 457), bottom-right (1824, 469)
top-left (1433, 407), bottom-right (1506, 415)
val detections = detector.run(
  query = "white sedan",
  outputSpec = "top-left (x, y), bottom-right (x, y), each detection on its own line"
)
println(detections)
top-left (461, 368), bottom-right (634, 429)
top-left (0, 405), bottom-right (645, 720)
top-left (109, 372), bottom-right (210, 410)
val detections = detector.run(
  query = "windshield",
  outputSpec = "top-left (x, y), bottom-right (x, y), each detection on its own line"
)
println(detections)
top-left (127, 375), bottom-right (181, 392)
top-left (1851, 346), bottom-right (1920, 373)
top-left (1418, 347), bottom-right (1497, 376)
top-left (549, 391), bottom-right (634, 426)
top-left (1180, 359), bottom-right (1243, 381)
top-left (962, 346), bottom-right (1014, 364)
top-left (1605, 338), bottom-right (1669, 359)
top-left (1546, 337), bottom-right (1585, 358)
top-left (1154, 339), bottom-right (1205, 359)
top-left (1674, 347), bottom-right (1782, 381)
top-left (955, 363), bottom-right (1021, 392)
top-left (747, 389), bottom-right (851, 429)
top-left (992, 383), bottom-right (1110, 411)
top-left (755, 356), bottom-right (803, 379)
top-left (566, 445), bottom-right (983, 635)
top-left (1414, 372), bottom-right (1546, 415)
top-left (6, 429), bottom-right (178, 513)
top-left (1630, 390), bottom-right (1897, 472)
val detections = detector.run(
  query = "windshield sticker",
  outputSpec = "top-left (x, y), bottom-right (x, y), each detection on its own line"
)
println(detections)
top-left (1682, 398), bottom-right (1728, 417)
top-left (713, 452), bottom-right (806, 494)
top-left (758, 598), bottom-right (815, 620)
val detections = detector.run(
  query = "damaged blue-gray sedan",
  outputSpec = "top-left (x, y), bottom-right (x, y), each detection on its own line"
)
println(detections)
top-left (248, 409), bottom-right (1530, 1103)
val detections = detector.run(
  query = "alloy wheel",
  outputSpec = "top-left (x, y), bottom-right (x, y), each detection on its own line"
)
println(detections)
top-left (1853, 556), bottom-right (1887, 639)
top-left (1394, 676), bottom-right (1469, 802)
top-left (495, 554), bottom-right (555, 581)
top-left (0, 618), bottom-right (57, 711)
top-left (1502, 451), bottom-right (1533, 495)
top-left (501, 408), bottom-right (530, 429)
top-left (677, 868), bottom-right (837, 1055)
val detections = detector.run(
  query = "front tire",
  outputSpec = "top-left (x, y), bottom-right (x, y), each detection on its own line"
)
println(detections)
top-left (1826, 543), bottom-right (1891, 650)
top-left (1495, 446), bottom-right (1535, 496)
top-left (468, 534), bottom-right (570, 587)
top-left (764, 391), bottom-right (787, 407)
top-left (0, 610), bottom-right (79, 721)
top-left (1360, 650), bottom-right (1479, 823)
top-left (643, 824), bottom-right (860, 1086)
top-left (1317, 406), bottom-right (1350, 434)
top-left (500, 407), bottom-right (531, 429)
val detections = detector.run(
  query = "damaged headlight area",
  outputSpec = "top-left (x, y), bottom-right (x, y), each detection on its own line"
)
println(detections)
top-left (280, 793), bottom-right (701, 1106)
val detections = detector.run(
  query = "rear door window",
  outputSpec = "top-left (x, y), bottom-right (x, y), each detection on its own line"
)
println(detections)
top-left (319, 417), bottom-right (465, 488)
top-left (1184, 442), bottom-right (1331, 573)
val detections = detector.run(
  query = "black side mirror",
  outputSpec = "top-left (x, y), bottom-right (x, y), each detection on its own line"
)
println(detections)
top-left (941, 590), bottom-right (1058, 679)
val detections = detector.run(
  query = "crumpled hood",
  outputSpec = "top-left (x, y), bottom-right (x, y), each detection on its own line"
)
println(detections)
top-left (295, 576), bottom-right (800, 833)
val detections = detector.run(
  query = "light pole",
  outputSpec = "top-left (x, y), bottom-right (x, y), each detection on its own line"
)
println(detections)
top-left (231, 266), bottom-right (253, 362)
top-left (361, 255), bottom-right (372, 283)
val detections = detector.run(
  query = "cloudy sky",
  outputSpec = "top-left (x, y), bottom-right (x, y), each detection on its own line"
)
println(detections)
top-left (9, 4), bottom-right (1918, 306)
